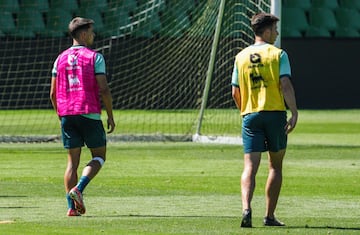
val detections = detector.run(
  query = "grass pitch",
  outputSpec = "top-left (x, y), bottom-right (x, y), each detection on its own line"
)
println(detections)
top-left (0, 110), bottom-right (360, 234)
top-left (1, 143), bottom-right (360, 234)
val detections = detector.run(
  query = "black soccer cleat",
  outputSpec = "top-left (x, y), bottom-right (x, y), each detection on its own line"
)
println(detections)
top-left (240, 209), bottom-right (252, 228)
top-left (263, 216), bottom-right (285, 226)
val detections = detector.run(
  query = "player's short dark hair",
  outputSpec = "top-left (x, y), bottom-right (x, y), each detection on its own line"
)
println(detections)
top-left (68, 17), bottom-right (94, 39)
top-left (251, 13), bottom-right (279, 35)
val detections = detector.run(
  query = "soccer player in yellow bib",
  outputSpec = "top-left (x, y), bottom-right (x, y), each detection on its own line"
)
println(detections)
top-left (231, 13), bottom-right (298, 228)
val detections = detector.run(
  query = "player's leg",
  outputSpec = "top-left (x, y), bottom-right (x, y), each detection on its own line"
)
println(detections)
top-left (75, 116), bottom-right (106, 192)
top-left (83, 146), bottom-right (106, 180)
top-left (264, 149), bottom-right (286, 226)
top-left (241, 152), bottom-right (261, 211)
top-left (64, 148), bottom-right (81, 192)
top-left (240, 112), bottom-right (266, 227)
top-left (69, 147), bottom-right (106, 215)
top-left (75, 146), bottom-right (106, 192)
top-left (69, 116), bottom-right (107, 214)
top-left (240, 152), bottom-right (261, 227)
top-left (61, 116), bottom-right (84, 216)
top-left (64, 148), bottom-right (81, 216)
top-left (262, 111), bottom-right (287, 225)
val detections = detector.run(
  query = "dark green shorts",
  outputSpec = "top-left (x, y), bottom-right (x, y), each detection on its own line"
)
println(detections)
top-left (61, 115), bottom-right (106, 149)
top-left (242, 111), bottom-right (287, 153)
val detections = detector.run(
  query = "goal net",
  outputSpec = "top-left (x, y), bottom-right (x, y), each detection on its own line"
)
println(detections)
top-left (0, 0), bottom-right (272, 143)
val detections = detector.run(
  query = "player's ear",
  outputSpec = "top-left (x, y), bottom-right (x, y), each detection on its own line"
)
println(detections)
top-left (264, 27), bottom-right (272, 37)
top-left (80, 30), bottom-right (86, 39)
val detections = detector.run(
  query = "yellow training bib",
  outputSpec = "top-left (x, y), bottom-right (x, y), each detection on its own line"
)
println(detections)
top-left (235, 44), bottom-right (286, 115)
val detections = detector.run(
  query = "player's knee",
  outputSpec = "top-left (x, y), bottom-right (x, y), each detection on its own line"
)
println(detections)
top-left (92, 156), bottom-right (105, 167)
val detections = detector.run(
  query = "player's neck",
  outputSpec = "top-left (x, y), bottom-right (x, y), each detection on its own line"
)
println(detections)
top-left (254, 35), bottom-right (272, 45)
top-left (73, 39), bottom-right (88, 47)
top-left (254, 39), bottom-right (266, 45)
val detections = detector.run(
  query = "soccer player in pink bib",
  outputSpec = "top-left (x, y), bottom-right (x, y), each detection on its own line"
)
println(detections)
top-left (50, 17), bottom-right (115, 216)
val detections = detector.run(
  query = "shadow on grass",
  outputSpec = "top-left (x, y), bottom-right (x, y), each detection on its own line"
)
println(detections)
top-left (0, 195), bottom-right (37, 209)
top-left (310, 226), bottom-right (360, 231)
top-left (86, 215), bottom-right (360, 231)
top-left (285, 225), bottom-right (360, 231)
top-left (86, 214), bottom-right (239, 219)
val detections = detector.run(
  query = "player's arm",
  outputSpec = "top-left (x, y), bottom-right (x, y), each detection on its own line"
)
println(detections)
top-left (279, 50), bottom-right (298, 134)
top-left (50, 58), bottom-right (59, 118)
top-left (95, 53), bottom-right (115, 133)
top-left (50, 76), bottom-right (57, 112)
top-left (281, 76), bottom-right (298, 134)
top-left (231, 61), bottom-right (241, 111)
top-left (232, 86), bottom-right (241, 111)
top-left (96, 74), bottom-right (115, 134)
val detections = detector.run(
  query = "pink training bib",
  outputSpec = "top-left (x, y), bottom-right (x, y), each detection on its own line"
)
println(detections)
top-left (56, 47), bottom-right (101, 116)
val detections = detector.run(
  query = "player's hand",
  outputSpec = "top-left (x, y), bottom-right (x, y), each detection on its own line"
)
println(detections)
top-left (285, 112), bottom-right (298, 134)
top-left (107, 117), bottom-right (115, 134)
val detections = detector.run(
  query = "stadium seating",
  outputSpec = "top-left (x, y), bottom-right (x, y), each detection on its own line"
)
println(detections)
top-left (17, 9), bottom-right (46, 35)
top-left (0, 11), bottom-right (17, 35)
top-left (108, 0), bottom-right (137, 13)
top-left (282, 28), bottom-right (302, 38)
top-left (50, 0), bottom-right (78, 13)
top-left (133, 27), bottom-right (152, 38)
top-left (160, 6), bottom-right (191, 37)
top-left (131, 5), bottom-right (163, 38)
top-left (21, 0), bottom-right (49, 13)
top-left (312, 0), bottom-right (339, 10)
top-left (0, 11), bottom-right (36, 38)
top-left (335, 8), bottom-right (360, 30)
top-left (45, 8), bottom-right (73, 37)
top-left (103, 8), bottom-right (131, 37)
top-left (146, 15), bottom-right (162, 35)
top-left (167, 0), bottom-right (195, 9)
top-left (283, 0), bottom-right (311, 10)
top-left (335, 28), bottom-right (360, 38)
top-left (0, 0), bottom-right (19, 13)
top-left (282, 7), bottom-right (309, 33)
top-left (340, 0), bottom-right (360, 9)
top-left (281, 0), bottom-right (360, 38)
top-left (137, 0), bottom-right (166, 13)
top-left (309, 8), bottom-right (338, 31)
top-left (79, 0), bottom-right (108, 13)
top-left (1, 0), bottom-right (360, 39)
top-left (305, 26), bottom-right (332, 37)
top-left (76, 7), bottom-right (105, 33)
